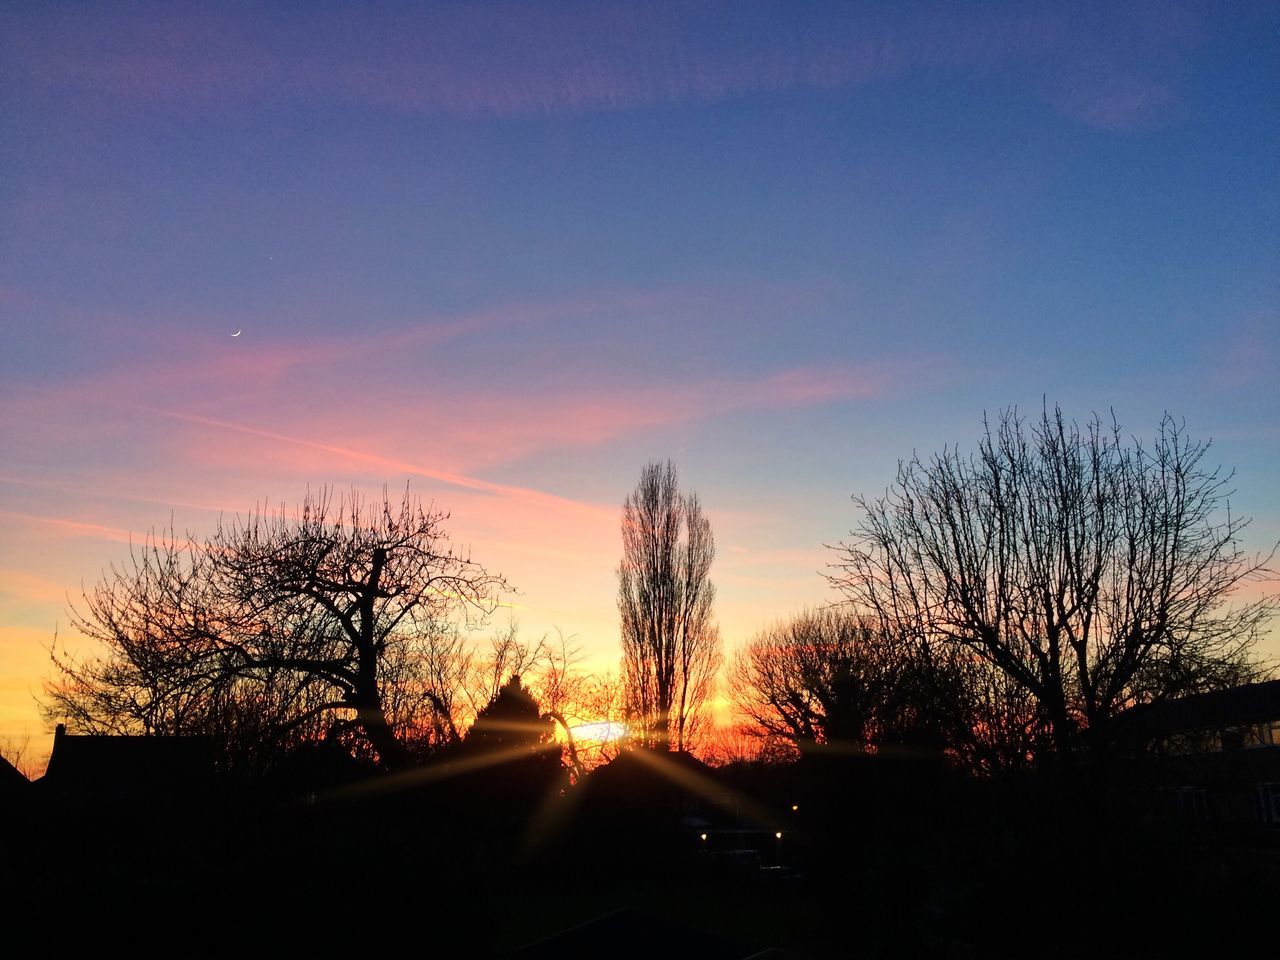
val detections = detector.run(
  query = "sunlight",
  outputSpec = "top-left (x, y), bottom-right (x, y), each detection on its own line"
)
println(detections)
top-left (566, 720), bottom-right (629, 744)
top-left (314, 741), bottom-right (560, 803)
top-left (626, 747), bottom-right (782, 829)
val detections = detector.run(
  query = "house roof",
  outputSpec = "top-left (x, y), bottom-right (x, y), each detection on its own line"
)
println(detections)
top-left (1, 753), bottom-right (29, 792)
top-left (40, 724), bottom-right (215, 794)
top-left (583, 748), bottom-right (719, 802)
top-left (1112, 680), bottom-right (1280, 740)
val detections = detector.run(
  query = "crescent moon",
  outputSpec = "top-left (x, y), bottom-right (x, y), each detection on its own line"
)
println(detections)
top-left (231, 330), bottom-right (242, 337)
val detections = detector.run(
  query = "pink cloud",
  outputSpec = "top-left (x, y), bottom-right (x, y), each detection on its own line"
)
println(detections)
top-left (0, 475), bottom-right (242, 518)
top-left (2, 334), bottom-right (925, 529)
top-left (7, 281), bottom-right (928, 488)
top-left (17, 285), bottom-right (693, 407)
top-left (142, 357), bottom-right (910, 484)
top-left (1, 287), bottom-right (940, 648)
top-left (144, 406), bottom-right (605, 518)
top-left (0, 509), bottom-right (139, 545)
top-left (36, 305), bottom-right (503, 400)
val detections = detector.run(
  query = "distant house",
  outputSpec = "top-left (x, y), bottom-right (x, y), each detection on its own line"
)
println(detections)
top-left (581, 748), bottom-right (729, 824)
top-left (1115, 680), bottom-right (1280, 754)
top-left (38, 723), bottom-right (215, 803)
top-left (577, 748), bottom-right (792, 870)
top-left (1112, 680), bottom-right (1280, 827)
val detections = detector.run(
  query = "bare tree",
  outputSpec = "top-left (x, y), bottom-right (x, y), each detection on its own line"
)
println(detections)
top-left (732, 610), bottom-right (890, 751)
top-left (381, 620), bottom-right (473, 756)
top-left (46, 487), bottom-right (507, 771)
top-left (698, 721), bottom-right (795, 766)
top-left (729, 608), bottom-right (977, 759)
top-left (729, 609), bottom-right (1046, 772)
top-left (618, 460), bottom-right (721, 751)
top-left (525, 630), bottom-right (590, 780)
top-left (464, 621), bottom-right (545, 718)
top-left (562, 670), bottom-right (628, 772)
top-left (830, 406), bottom-right (1275, 761)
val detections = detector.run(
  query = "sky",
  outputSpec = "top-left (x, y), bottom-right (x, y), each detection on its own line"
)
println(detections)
top-left (2, 1), bottom-right (1277, 765)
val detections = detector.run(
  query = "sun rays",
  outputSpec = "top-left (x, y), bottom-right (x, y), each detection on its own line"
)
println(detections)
top-left (304, 729), bottom-right (787, 858)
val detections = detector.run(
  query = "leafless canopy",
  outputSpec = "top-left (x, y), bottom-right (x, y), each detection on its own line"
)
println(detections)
top-left (830, 406), bottom-right (1275, 759)
top-left (730, 609), bottom-right (936, 751)
top-left (731, 607), bottom-right (1044, 771)
top-left (618, 460), bottom-right (721, 751)
top-left (46, 487), bottom-right (508, 770)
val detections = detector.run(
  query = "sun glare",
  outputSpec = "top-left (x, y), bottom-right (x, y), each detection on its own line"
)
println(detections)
top-left (565, 720), bottom-right (629, 744)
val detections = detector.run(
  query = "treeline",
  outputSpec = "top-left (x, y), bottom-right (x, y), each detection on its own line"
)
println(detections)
top-left (42, 404), bottom-right (1276, 779)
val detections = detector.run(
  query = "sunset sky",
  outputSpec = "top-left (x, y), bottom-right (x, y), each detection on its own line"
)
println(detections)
top-left (2, 2), bottom-right (1277, 764)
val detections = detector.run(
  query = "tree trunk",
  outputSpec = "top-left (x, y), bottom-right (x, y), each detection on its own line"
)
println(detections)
top-left (354, 692), bottom-right (410, 771)
top-left (351, 545), bottom-right (409, 769)
top-left (547, 710), bottom-right (584, 782)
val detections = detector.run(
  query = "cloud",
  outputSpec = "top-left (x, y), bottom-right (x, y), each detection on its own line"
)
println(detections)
top-left (0, 569), bottom-right (74, 606)
top-left (132, 355), bottom-right (908, 484)
top-left (3, 284), bottom-right (928, 486)
top-left (0, 474), bottom-right (243, 518)
top-left (1, 2), bottom-right (1207, 130)
top-left (1060, 78), bottom-right (1179, 133)
top-left (1045, 3), bottom-right (1203, 132)
top-left (2, 284), bottom-right (690, 397)
top-left (142, 405), bottom-right (602, 517)
top-left (0, 509), bottom-right (139, 545)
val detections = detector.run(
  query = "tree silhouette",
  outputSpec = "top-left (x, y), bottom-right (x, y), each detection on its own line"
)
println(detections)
top-left (730, 609), bottom-right (956, 752)
top-left (467, 674), bottom-right (556, 755)
top-left (618, 461), bottom-right (720, 751)
top-left (730, 608), bottom-right (1046, 770)
top-left (46, 487), bottom-right (506, 771)
top-left (830, 405), bottom-right (1274, 760)
top-left (459, 674), bottom-right (562, 803)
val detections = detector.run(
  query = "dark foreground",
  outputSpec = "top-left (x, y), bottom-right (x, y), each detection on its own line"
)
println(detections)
top-left (3, 751), bottom-right (1275, 958)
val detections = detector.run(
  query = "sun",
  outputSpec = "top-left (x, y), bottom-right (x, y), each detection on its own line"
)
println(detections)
top-left (564, 720), bottom-right (629, 744)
